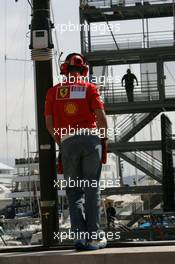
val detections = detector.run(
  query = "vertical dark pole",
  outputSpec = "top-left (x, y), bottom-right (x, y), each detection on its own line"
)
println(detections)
top-left (157, 59), bottom-right (165, 103)
top-left (31, 0), bottom-right (59, 246)
top-left (161, 114), bottom-right (175, 212)
top-left (79, 5), bottom-right (86, 53)
top-left (87, 22), bottom-right (91, 52)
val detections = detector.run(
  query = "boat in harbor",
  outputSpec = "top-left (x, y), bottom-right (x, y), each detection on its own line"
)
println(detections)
top-left (0, 184), bottom-right (12, 211)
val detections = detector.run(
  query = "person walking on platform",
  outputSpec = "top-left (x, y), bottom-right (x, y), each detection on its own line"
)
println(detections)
top-left (121, 69), bottom-right (138, 102)
top-left (45, 53), bottom-right (108, 250)
top-left (106, 202), bottom-right (116, 229)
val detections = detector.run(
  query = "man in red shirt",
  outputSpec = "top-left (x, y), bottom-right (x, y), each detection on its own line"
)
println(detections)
top-left (45, 53), bottom-right (108, 250)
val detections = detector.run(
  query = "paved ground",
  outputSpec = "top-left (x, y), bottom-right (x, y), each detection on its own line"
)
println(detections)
top-left (0, 245), bottom-right (175, 264)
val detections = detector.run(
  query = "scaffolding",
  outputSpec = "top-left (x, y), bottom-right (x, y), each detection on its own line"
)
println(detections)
top-left (80, 0), bottom-right (175, 228)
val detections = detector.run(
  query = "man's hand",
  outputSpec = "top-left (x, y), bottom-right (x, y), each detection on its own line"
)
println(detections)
top-left (57, 152), bottom-right (63, 174)
top-left (101, 138), bottom-right (108, 164)
top-left (94, 109), bottom-right (108, 163)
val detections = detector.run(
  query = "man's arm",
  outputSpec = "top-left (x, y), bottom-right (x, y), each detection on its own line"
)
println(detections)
top-left (87, 84), bottom-right (108, 138)
top-left (121, 75), bottom-right (125, 86)
top-left (87, 84), bottom-right (108, 163)
top-left (94, 109), bottom-right (108, 164)
top-left (45, 88), bottom-right (60, 144)
top-left (45, 115), bottom-right (60, 144)
top-left (94, 109), bottom-right (108, 139)
top-left (133, 74), bottom-right (138, 85)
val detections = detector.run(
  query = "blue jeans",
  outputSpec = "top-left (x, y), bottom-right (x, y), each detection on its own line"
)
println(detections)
top-left (61, 135), bottom-right (102, 239)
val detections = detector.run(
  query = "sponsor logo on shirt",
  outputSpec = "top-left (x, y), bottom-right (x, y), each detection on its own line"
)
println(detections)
top-left (56, 85), bottom-right (86, 100)
top-left (64, 102), bottom-right (78, 115)
top-left (56, 86), bottom-right (70, 99)
top-left (70, 85), bottom-right (86, 99)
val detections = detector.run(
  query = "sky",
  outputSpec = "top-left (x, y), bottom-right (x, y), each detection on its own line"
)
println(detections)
top-left (0, 0), bottom-right (175, 173)
top-left (0, 0), bottom-right (81, 165)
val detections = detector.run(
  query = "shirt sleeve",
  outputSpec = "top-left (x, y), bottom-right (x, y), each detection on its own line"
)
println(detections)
top-left (87, 84), bottom-right (104, 111)
top-left (44, 88), bottom-right (54, 116)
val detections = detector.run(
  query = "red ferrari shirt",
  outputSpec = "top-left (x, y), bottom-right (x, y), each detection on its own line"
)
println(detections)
top-left (44, 79), bottom-right (104, 139)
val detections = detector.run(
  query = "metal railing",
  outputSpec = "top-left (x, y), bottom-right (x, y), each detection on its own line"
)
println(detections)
top-left (114, 113), bottom-right (150, 141)
top-left (136, 151), bottom-right (162, 171)
top-left (165, 84), bottom-right (175, 98)
top-left (124, 150), bottom-right (162, 177)
top-left (83, 0), bottom-right (173, 8)
top-left (84, 30), bottom-right (174, 52)
top-left (99, 81), bottom-right (160, 103)
top-left (107, 113), bottom-right (153, 141)
top-left (117, 201), bottom-right (143, 216)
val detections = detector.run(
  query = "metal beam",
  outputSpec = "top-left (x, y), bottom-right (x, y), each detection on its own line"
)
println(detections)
top-left (161, 114), bottom-right (175, 211)
top-left (105, 100), bottom-right (175, 114)
top-left (108, 140), bottom-right (175, 152)
top-left (82, 4), bottom-right (173, 23)
top-left (108, 141), bottom-right (161, 152)
top-left (101, 185), bottom-right (162, 195)
top-left (85, 47), bottom-right (175, 66)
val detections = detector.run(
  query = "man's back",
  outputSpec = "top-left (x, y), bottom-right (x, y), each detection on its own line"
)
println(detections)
top-left (45, 53), bottom-right (108, 250)
top-left (122, 73), bottom-right (136, 87)
top-left (45, 79), bottom-right (103, 140)
top-left (107, 206), bottom-right (116, 217)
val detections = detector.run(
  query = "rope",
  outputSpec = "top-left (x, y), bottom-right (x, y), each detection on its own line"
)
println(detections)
top-left (4, 0), bottom-right (9, 164)
top-left (51, 0), bottom-right (62, 80)
top-left (27, 0), bottom-right (33, 9)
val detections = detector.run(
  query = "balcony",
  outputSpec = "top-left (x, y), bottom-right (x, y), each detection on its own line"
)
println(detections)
top-left (99, 82), bottom-right (175, 113)
top-left (81, 0), bottom-right (173, 22)
top-left (83, 0), bottom-right (173, 9)
top-left (85, 31), bottom-right (174, 52)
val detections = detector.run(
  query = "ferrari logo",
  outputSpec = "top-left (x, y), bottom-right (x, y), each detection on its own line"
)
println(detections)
top-left (60, 87), bottom-right (69, 98)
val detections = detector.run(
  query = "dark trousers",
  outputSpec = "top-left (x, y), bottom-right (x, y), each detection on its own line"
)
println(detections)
top-left (107, 216), bottom-right (115, 228)
top-left (125, 86), bottom-right (134, 102)
top-left (61, 135), bottom-right (102, 238)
